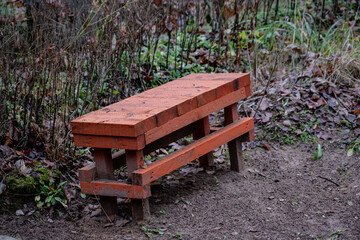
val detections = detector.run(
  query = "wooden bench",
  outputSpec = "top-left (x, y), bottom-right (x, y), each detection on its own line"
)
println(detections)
top-left (71, 73), bottom-right (254, 222)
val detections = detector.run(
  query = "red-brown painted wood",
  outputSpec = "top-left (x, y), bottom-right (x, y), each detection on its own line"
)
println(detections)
top-left (93, 148), bottom-right (117, 222)
top-left (246, 129), bottom-right (255, 142)
top-left (79, 151), bottom-right (126, 183)
top-left (73, 73), bottom-right (253, 222)
top-left (73, 134), bottom-right (145, 150)
top-left (70, 73), bottom-right (250, 139)
top-left (79, 163), bottom-right (96, 182)
top-left (72, 116), bottom-right (153, 138)
top-left (133, 118), bottom-right (254, 186)
top-left (178, 73), bottom-right (249, 82)
top-left (131, 199), bottom-right (150, 221)
top-left (94, 148), bottom-right (114, 180)
top-left (193, 116), bottom-right (214, 168)
top-left (80, 180), bottom-right (151, 199)
top-left (224, 103), bottom-right (244, 172)
top-left (73, 85), bottom-right (249, 150)
top-left (224, 103), bottom-right (239, 125)
top-left (238, 129), bottom-right (255, 143)
top-left (125, 149), bottom-right (150, 221)
top-left (145, 86), bottom-right (249, 144)
top-left (125, 150), bottom-right (144, 180)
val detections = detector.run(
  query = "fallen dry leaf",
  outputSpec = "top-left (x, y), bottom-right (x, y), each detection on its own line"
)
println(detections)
top-left (262, 142), bottom-right (270, 151)
top-left (259, 98), bottom-right (271, 111)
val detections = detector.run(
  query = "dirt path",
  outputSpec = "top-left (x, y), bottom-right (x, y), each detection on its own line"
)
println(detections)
top-left (1, 142), bottom-right (359, 240)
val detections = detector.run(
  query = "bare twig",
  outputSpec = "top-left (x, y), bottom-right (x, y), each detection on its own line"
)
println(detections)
top-left (317, 176), bottom-right (340, 187)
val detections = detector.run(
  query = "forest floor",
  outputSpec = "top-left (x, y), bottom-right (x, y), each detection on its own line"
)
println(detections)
top-left (1, 139), bottom-right (360, 240)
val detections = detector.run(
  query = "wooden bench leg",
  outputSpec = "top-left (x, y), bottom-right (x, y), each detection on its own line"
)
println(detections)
top-left (126, 149), bottom-right (150, 221)
top-left (130, 199), bottom-right (150, 221)
top-left (193, 116), bottom-right (214, 168)
top-left (94, 148), bottom-right (118, 222)
top-left (224, 103), bottom-right (244, 172)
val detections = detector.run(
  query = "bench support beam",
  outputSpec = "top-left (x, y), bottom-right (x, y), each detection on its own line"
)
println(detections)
top-left (94, 148), bottom-right (118, 222)
top-left (224, 103), bottom-right (244, 172)
top-left (133, 118), bottom-right (254, 186)
top-left (80, 180), bottom-right (150, 198)
top-left (193, 116), bottom-right (214, 168)
top-left (126, 149), bottom-right (150, 221)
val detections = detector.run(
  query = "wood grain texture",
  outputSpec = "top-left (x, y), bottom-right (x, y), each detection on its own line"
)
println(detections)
top-left (93, 148), bottom-right (117, 222)
top-left (145, 85), bottom-right (250, 144)
top-left (133, 117), bottom-right (254, 186)
top-left (224, 103), bottom-right (239, 124)
top-left (125, 149), bottom-right (151, 221)
top-left (79, 163), bottom-right (96, 182)
top-left (193, 116), bottom-right (214, 168)
top-left (178, 73), bottom-right (249, 83)
top-left (94, 148), bottom-right (114, 179)
top-left (80, 180), bottom-right (151, 199)
top-left (224, 103), bottom-right (244, 172)
top-left (71, 73), bottom-right (250, 138)
top-left (73, 85), bottom-right (249, 149)
top-left (79, 151), bottom-right (126, 183)
top-left (125, 150), bottom-right (144, 180)
top-left (73, 134), bottom-right (145, 150)
top-left (131, 199), bottom-right (150, 221)
top-left (246, 129), bottom-right (255, 142)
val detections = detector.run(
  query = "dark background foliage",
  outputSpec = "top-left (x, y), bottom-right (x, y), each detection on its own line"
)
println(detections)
top-left (0, 0), bottom-right (359, 160)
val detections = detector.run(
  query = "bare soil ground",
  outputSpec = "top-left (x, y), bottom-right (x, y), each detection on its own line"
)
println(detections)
top-left (1, 141), bottom-right (360, 240)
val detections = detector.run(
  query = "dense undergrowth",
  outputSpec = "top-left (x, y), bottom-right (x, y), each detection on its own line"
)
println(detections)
top-left (0, 0), bottom-right (359, 200)
top-left (0, 0), bottom-right (358, 158)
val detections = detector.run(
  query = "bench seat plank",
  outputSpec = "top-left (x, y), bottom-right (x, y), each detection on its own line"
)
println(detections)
top-left (71, 73), bottom-right (250, 139)
top-left (178, 73), bottom-right (249, 82)
top-left (145, 85), bottom-right (249, 144)
top-left (73, 134), bottom-right (146, 150)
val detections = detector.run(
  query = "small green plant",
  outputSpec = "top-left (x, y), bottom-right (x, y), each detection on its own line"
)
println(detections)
top-left (35, 167), bottom-right (61, 185)
top-left (299, 130), bottom-right (315, 143)
top-left (75, 147), bottom-right (91, 157)
top-left (118, 166), bottom-right (127, 172)
top-left (182, 136), bottom-right (192, 145)
top-left (169, 233), bottom-right (183, 239)
top-left (223, 148), bottom-right (230, 163)
top-left (159, 208), bottom-right (166, 214)
top-left (282, 132), bottom-right (296, 145)
top-left (35, 181), bottom-right (67, 208)
top-left (347, 138), bottom-right (360, 157)
top-left (313, 144), bottom-right (323, 160)
top-left (140, 226), bottom-right (165, 239)
top-left (141, 226), bottom-right (183, 240)
top-left (328, 229), bottom-right (344, 239)
top-left (214, 176), bottom-right (220, 188)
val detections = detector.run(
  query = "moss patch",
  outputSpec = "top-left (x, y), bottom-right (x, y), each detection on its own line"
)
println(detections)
top-left (6, 175), bottom-right (38, 193)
